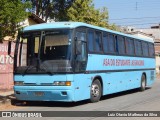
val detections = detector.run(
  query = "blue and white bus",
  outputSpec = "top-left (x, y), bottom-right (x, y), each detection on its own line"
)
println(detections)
top-left (9, 22), bottom-right (155, 102)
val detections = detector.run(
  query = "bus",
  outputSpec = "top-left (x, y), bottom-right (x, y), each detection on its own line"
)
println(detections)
top-left (8, 22), bottom-right (155, 103)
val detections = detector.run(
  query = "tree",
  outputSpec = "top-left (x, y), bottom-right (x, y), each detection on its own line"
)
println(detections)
top-left (67, 0), bottom-right (117, 30)
top-left (22, 0), bottom-right (118, 30)
top-left (24, 0), bottom-right (75, 22)
top-left (0, 0), bottom-right (31, 42)
top-left (52, 0), bottom-right (75, 21)
top-left (23, 0), bottom-right (52, 22)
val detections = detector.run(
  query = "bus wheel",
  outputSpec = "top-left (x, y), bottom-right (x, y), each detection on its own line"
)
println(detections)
top-left (140, 74), bottom-right (146, 91)
top-left (90, 79), bottom-right (102, 103)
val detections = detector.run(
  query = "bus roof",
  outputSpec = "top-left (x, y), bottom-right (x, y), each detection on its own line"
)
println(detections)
top-left (23, 22), bottom-right (154, 43)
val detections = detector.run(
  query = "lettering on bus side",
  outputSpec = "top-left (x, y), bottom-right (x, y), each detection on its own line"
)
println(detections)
top-left (103, 58), bottom-right (144, 66)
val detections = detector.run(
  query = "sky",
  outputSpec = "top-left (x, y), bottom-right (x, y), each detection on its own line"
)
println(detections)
top-left (93, 0), bottom-right (160, 28)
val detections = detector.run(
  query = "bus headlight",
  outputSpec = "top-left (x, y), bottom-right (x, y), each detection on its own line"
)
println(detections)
top-left (14, 81), bottom-right (24, 86)
top-left (53, 81), bottom-right (71, 86)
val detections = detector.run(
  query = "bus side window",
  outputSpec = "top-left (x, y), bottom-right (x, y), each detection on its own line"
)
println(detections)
top-left (75, 31), bottom-right (87, 72)
top-left (149, 43), bottom-right (155, 57)
top-left (102, 32), bottom-right (109, 53)
top-left (95, 31), bottom-right (103, 52)
top-left (117, 36), bottom-right (126, 55)
top-left (108, 34), bottom-right (115, 53)
top-left (142, 42), bottom-right (149, 57)
top-left (87, 30), bottom-right (94, 52)
top-left (76, 32), bottom-right (86, 41)
top-left (126, 38), bottom-right (135, 56)
top-left (135, 40), bottom-right (142, 56)
top-left (76, 31), bottom-right (87, 61)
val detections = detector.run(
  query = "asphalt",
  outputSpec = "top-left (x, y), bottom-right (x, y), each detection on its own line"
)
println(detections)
top-left (0, 90), bottom-right (15, 105)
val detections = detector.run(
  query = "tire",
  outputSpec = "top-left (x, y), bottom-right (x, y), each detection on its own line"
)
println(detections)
top-left (90, 79), bottom-right (102, 103)
top-left (140, 74), bottom-right (146, 91)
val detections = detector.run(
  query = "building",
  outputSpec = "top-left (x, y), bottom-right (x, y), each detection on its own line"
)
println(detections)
top-left (118, 26), bottom-right (135, 33)
top-left (3, 13), bottom-right (45, 41)
top-left (128, 31), bottom-right (154, 41)
top-left (0, 13), bottom-right (45, 91)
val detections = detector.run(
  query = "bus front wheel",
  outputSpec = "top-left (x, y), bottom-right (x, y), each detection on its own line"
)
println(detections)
top-left (140, 74), bottom-right (146, 91)
top-left (90, 79), bottom-right (102, 103)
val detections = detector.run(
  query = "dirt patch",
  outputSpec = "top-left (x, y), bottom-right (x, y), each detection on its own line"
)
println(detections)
top-left (0, 103), bottom-right (21, 111)
top-left (156, 74), bottom-right (160, 79)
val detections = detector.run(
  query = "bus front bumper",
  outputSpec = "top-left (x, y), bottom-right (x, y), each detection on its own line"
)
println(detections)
top-left (14, 86), bottom-right (74, 102)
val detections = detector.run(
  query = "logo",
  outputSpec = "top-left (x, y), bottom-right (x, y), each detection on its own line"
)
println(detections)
top-left (2, 112), bottom-right (11, 117)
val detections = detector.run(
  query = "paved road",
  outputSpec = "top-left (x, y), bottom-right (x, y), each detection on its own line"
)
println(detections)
top-left (3, 78), bottom-right (160, 120)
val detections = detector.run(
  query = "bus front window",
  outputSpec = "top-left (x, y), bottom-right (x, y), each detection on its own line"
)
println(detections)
top-left (40, 30), bottom-right (72, 73)
top-left (41, 31), bottom-right (71, 60)
top-left (15, 29), bottom-right (73, 74)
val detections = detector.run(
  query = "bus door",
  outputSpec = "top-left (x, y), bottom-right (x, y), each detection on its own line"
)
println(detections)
top-left (74, 29), bottom-right (90, 101)
top-left (74, 29), bottom-right (87, 72)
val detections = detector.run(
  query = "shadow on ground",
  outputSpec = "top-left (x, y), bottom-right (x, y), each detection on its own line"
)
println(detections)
top-left (0, 94), bottom-right (15, 104)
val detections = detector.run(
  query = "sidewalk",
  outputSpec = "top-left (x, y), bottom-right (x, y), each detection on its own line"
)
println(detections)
top-left (0, 90), bottom-right (15, 105)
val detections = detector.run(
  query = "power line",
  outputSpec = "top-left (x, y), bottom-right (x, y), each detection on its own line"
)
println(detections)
top-left (113, 20), bottom-right (160, 24)
top-left (95, 1), bottom-right (160, 7)
top-left (105, 2), bottom-right (160, 11)
top-left (108, 8), bottom-right (160, 12)
top-left (107, 1), bottom-right (160, 7)
top-left (109, 16), bottom-right (160, 21)
top-left (115, 22), bottom-right (160, 26)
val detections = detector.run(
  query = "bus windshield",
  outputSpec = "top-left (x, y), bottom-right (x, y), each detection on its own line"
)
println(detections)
top-left (15, 29), bottom-right (73, 74)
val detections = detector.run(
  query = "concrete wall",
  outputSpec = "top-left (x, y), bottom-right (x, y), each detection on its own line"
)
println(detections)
top-left (156, 55), bottom-right (160, 73)
top-left (0, 41), bottom-right (15, 90)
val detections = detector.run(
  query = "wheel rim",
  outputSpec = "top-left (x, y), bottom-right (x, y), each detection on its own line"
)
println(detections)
top-left (142, 78), bottom-right (145, 88)
top-left (91, 84), bottom-right (100, 97)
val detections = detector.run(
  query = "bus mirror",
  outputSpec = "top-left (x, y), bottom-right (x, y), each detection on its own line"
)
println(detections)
top-left (76, 40), bottom-right (82, 55)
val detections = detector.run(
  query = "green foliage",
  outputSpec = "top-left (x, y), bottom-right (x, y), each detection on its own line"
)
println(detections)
top-left (23, 0), bottom-right (118, 30)
top-left (52, 0), bottom-right (75, 21)
top-left (23, 0), bottom-right (52, 22)
top-left (67, 0), bottom-right (117, 30)
top-left (0, 0), bottom-right (31, 42)
top-left (109, 24), bottom-right (119, 31)
top-left (24, 0), bottom-right (74, 22)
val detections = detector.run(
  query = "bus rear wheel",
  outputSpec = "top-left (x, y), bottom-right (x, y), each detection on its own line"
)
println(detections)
top-left (140, 74), bottom-right (146, 91)
top-left (90, 79), bottom-right (102, 103)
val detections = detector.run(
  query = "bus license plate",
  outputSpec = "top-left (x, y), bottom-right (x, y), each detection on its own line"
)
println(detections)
top-left (35, 92), bottom-right (44, 96)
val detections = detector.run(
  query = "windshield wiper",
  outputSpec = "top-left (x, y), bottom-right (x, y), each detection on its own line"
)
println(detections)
top-left (22, 65), bottom-right (36, 76)
top-left (39, 63), bottom-right (54, 75)
top-left (22, 63), bottom-right (54, 76)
